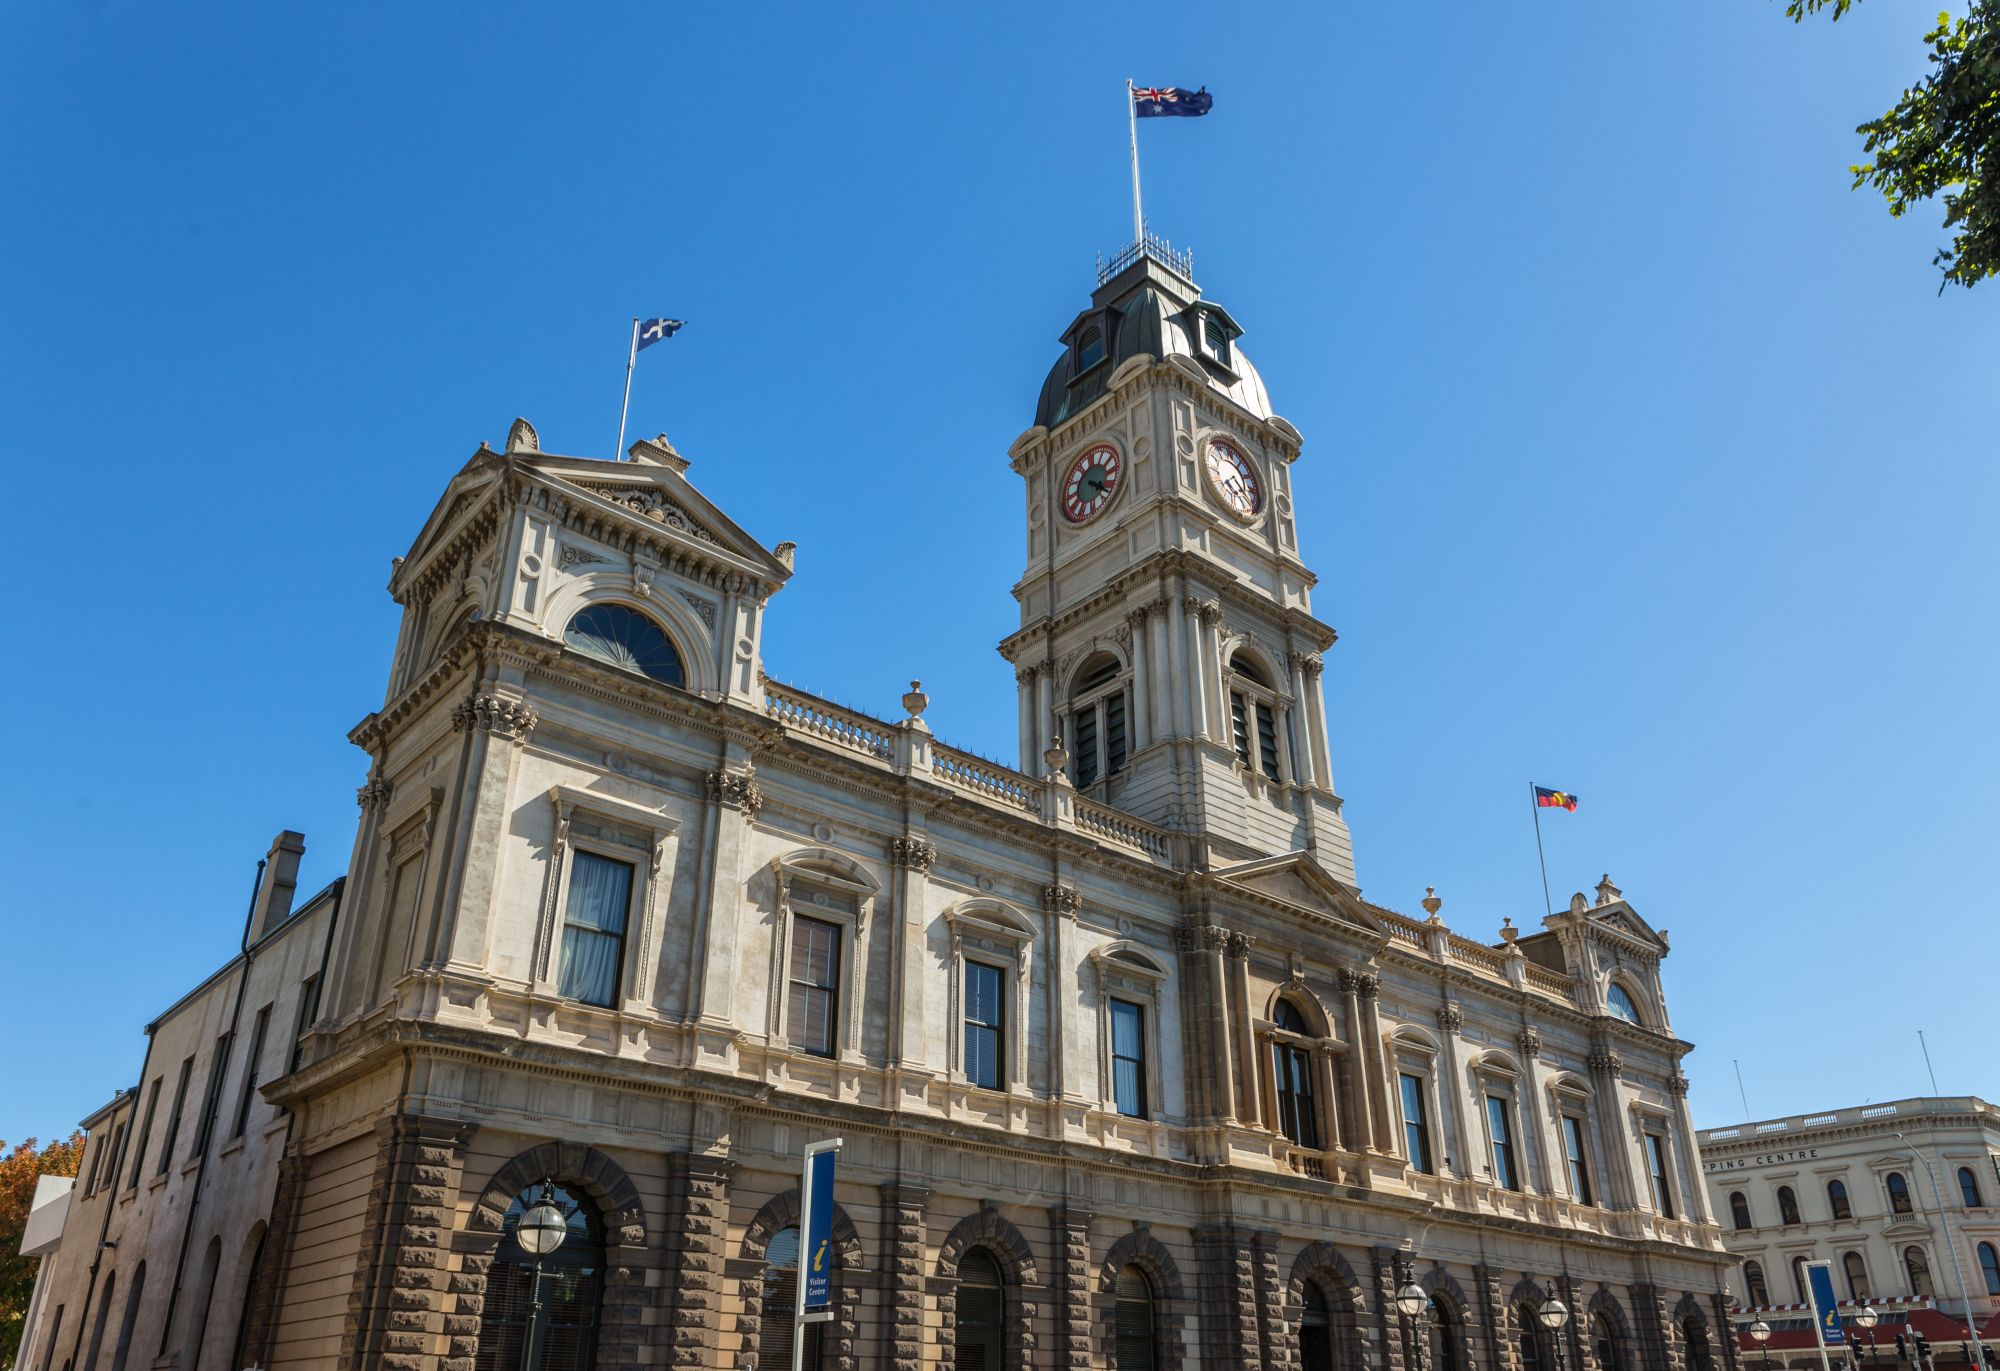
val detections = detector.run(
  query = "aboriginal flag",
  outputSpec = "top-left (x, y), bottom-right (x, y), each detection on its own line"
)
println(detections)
top-left (1534, 786), bottom-right (1579, 812)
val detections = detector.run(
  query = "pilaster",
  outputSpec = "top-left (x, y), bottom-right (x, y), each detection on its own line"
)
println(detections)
top-left (1195, 1222), bottom-right (1261, 1371)
top-left (662, 1155), bottom-right (733, 1370)
top-left (344, 1114), bottom-right (477, 1371)
top-left (1050, 1203), bottom-right (1094, 1371)
top-left (1373, 1247), bottom-right (1412, 1371)
top-left (880, 1183), bottom-right (931, 1371)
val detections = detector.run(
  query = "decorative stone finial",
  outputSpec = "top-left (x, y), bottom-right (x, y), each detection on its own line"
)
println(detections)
top-left (1569, 891), bottom-right (1590, 915)
top-left (1421, 887), bottom-right (1442, 919)
top-left (773, 541), bottom-right (796, 571)
top-left (506, 417), bottom-right (539, 453)
top-left (1595, 874), bottom-right (1622, 907)
top-left (1499, 917), bottom-right (1518, 946)
top-left (1044, 735), bottom-right (1071, 783)
top-left (902, 680), bottom-right (929, 719)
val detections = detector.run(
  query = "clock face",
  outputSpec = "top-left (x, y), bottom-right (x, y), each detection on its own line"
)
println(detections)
top-left (1061, 444), bottom-right (1122, 524)
top-left (1204, 440), bottom-right (1262, 517)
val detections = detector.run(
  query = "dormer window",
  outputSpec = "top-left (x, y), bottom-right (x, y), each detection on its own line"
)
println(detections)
top-left (1201, 312), bottom-right (1232, 366)
top-left (1075, 324), bottom-right (1105, 373)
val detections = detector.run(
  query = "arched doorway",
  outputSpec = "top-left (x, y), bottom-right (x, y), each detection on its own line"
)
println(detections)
top-left (1299, 1283), bottom-right (1334, 1371)
top-left (1115, 1266), bottom-right (1158, 1371)
top-left (1429, 1302), bottom-right (1462, 1371)
top-left (956, 1249), bottom-right (1005, 1371)
top-left (474, 1183), bottom-right (604, 1371)
top-left (1682, 1317), bottom-right (1714, 1371)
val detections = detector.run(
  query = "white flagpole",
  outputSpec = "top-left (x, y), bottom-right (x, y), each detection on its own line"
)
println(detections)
top-left (614, 317), bottom-right (639, 462)
top-left (1126, 80), bottom-right (1144, 243)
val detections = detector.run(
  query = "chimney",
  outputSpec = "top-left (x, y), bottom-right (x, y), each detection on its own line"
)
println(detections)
top-left (248, 830), bottom-right (307, 943)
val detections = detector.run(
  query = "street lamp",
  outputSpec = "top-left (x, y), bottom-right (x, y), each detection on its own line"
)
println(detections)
top-left (1538, 1286), bottom-right (1572, 1371)
top-left (1750, 1318), bottom-right (1773, 1371)
top-left (1852, 1305), bottom-right (1880, 1371)
top-left (1397, 1280), bottom-right (1432, 1370)
top-left (513, 1181), bottom-right (569, 1371)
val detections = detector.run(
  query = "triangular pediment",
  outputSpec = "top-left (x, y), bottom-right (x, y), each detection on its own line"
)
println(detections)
top-left (396, 449), bottom-right (510, 588)
top-left (1210, 852), bottom-right (1387, 940)
top-left (532, 451), bottom-right (792, 584)
top-left (1584, 901), bottom-right (1670, 955)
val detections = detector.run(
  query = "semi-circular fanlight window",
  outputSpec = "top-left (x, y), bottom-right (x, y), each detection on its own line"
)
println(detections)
top-left (564, 604), bottom-right (685, 686)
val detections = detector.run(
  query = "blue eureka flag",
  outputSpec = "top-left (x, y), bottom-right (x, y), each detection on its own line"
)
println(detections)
top-left (1133, 85), bottom-right (1213, 118)
top-left (637, 318), bottom-right (683, 350)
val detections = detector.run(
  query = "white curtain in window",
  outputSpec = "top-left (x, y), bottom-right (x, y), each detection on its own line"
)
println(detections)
top-left (559, 853), bottom-right (632, 1006)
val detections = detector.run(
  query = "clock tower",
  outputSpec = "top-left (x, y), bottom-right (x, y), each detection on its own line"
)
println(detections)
top-left (999, 240), bottom-right (1355, 883)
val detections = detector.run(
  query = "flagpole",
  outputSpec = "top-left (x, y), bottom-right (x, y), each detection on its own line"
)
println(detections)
top-left (1530, 783), bottom-right (1555, 919)
top-left (614, 317), bottom-right (639, 462)
top-left (1126, 79), bottom-right (1144, 243)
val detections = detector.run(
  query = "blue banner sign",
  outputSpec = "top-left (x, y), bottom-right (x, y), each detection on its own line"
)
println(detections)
top-left (1806, 1263), bottom-right (1845, 1346)
top-left (800, 1141), bottom-right (841, 1314)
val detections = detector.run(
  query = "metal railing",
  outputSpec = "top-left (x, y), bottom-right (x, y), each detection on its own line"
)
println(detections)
top-left (1096, 230), bottom-right (1195, 285)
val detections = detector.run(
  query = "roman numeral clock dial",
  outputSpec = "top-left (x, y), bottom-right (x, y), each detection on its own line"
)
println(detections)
top-left (1204, 439), bottom-right (1263, 519)
top-left (1061, 444), bottom-right (1122, 524)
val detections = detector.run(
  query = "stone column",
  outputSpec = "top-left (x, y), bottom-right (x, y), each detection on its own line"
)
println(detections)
top-left (1516, 1027), bottom-right (1556, 1197)
top-left (880, 1183), bottom-right (930, 1371)
top-left (1050, 1204), bottom-right (1094, 1371)
top-left (1016, 666), bottom-right (1039, 773)
top-left (1148, 600), bottom-right (1175, 742)
top-left (890, 838), bottom-right (938, 1076)
top-left (1435, 1003), bottom-right (1473, 1182)
top-left (1036, 661), bottom-right (1056, 757)
top-left (1128, 608), bottom-right (1153, 750)
top-left (1165, 593), bottom-right (1191, 740)
top-left (1226, 933), bottom-right (1262, 1125)
top-left (690, 753), bottom-right (763, 1039)
top-left (435, 689), bottom-right (540, 972)
top-left (1341, 971), bottom-right (1377, 1152)
top-left (1177, 924), bottom-right (1235, 1124)
top-left (1354, 973), bottom-right (1395, 1153)
top-left (1666, 1071), bottom-right (1714, 1225)
top-left (1045, 883), bottom-right (1083, 1118)
top-left (345, 1114), bottom-right (476, 1371)
top-left (1196, 1223), bottom-right (1261, 1371)
top-left (1588, 1044), bottom-right (1638, 1210)
top-left (1286, 653), bottom-right (1320, 788)
top-left (1183, 597), bottom-right (1212, 739)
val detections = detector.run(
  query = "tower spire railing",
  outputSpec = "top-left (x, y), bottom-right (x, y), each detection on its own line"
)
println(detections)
top-left (1096, 229), bottom-right (1195, 286)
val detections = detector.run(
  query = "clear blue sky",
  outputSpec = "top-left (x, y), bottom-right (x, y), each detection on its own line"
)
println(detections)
top-left (2, 2), bottom-right (1992, 1144)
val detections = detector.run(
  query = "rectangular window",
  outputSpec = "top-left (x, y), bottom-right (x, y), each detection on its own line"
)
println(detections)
top-left (1401, 1073), bottom-right (1434, 1174)
top-left (37, 1304), bottom-right (62, 1371)
top-left (290, 974), bottom-right (322, 1074)
top-left (1644, 1132), bottom-right (1674, 1217)
top-left (232, 1004), bottom-right (272, 1139)
top-left (1230, 692), bottom-right (1252, 767)
top-left (1110, 1000), bottom-right (1147, 1119)
top-left (159, 1058), bottom-right (194, 1175)
top-left (127, 1079), bottom-right (161, 1189)
top-left (1073, 707), bottom-right (1100, 787)
top-left (1561, 1115), bottom-right (1594, 1205)
top-left (82, 1134), bottom-right (104, 1196)
top-left (192, 1033), bottom-right (232, 1159)
top-left (1255, 702), bottom-right (1280, 777)
top-left (1104, 692), bottom-right (1128, 776)
top-left (963, 962), bottom-right (1004, 1090)
top-left (99, 1123), bottom-right (127, 1194)
top-left (787, 916), bottom-right (841, 1057)
top-left (1486, 1095), bottom-right (1519, 1191)
top-left (558, 851), bottom-right (633, 1008)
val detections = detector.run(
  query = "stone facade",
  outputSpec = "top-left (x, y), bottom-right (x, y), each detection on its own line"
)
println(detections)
top-left (28, 246), bottom-right (1738, 1371)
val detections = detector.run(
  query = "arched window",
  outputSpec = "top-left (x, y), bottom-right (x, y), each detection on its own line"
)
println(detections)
top-left (228, 1223), bottom-right (269, 1371)
top-left (563, 604), bottom-right (684, 686)
top-left (182, 1236), bottom-right (222, 1367)
top-left (1605, 983), bottom-right (1641, 1025)
top-left (1903, 1246), bottom-right (1934, 1300)
top-left (1069, 652), bottom-right (1128, 789)
top-left (1843, 1251), bottom-right (1870, 1301)
top-left (1978, 1242), bottom-right (2000, 1297)
top-left (1517, 1306), bottom-right (1549, 1371)
top-left (1299, 1283), bottom-right (1334, 1371)
top-left (758, 1227), bottom-right (823, 1371)
top-left (83, 1271), bottom-right (115, 1371)
top-left (1683, 1317), bottom-right (1714, 1371)
top-left (1887, 1172), bottom-right (1913, 1215)
top-left (1958, 1166), bottom-right (1984, 1209)
top-left (108, 1263), bottom-right (144, 1371)
top-left (1429, 1301), bottom-right (1463, 1371)
top-left (1828, 1179), bottom-right (1852, 1221)
top-left (1114, 1266), bottom-right (1157, 1371)
top-left (475, 1183), bottom-right (604, 1371)
top-left (1226, 652), bottom-right (1283, 779)
top-left (1778, 1186), bottom-right (1801, 1226)
top-left (1743, 1260), bottom-right (1770, 1308)
top-left (1271, 1000), bottom-right (1319, 1149)
top-left (1729, 1192), bottom-right (1753, 1231)
top-left (1593, 1312), bottom-right (1623, 1371)
top-left (956, 1249), bottom-right (1005, 1371)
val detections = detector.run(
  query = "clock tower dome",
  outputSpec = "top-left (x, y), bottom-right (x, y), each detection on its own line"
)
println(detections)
top-left (999, 240), bottom-right (1355, 883)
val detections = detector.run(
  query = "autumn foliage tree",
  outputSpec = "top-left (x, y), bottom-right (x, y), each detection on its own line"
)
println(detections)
top-left (1, 1133), bottom-right (86, 1369)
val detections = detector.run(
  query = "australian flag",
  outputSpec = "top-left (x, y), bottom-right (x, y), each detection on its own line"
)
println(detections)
top-left (1133, 85), bottom-right (1212, 118)
top-left (637, 318), bottom-right (683, 351)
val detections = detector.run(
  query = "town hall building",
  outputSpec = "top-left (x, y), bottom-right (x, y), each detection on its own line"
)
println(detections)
top-left (21, 239), bottom-right (1741, 1371)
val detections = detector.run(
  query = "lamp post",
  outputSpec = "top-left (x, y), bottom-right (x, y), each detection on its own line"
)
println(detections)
top-left (1751, 1318), bottom-right (1774, 1371)
top-left (1853, 1305), bottom-right (1880, 1371)
top-left (513, 1181), bottom-right (569, 1371)
top-left (1539, 1285), bottom-right (1572, 1371)
top-left (1398, 1279), bottom-right (1432, 1371)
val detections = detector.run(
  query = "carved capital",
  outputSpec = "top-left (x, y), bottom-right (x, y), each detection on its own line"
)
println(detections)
top-left (1341, 969), bottom-right (1380, 999)
top-left (1198, 600), bottom-right (1223, 626)
top-left (1587, 1047), bottom-right (1624, 1076)
top-left (1126, 603), bottom-right (1152, 628)
top-left (705, 766), bottom-right (764, 817)
top-left (1288, 651), bottom-right (1325, 679)
top-left (1435, 1003), bottom-right (1464, 1032)
top-left (1517, 1026), bottom-right (1543, 1058)
top-left (892, 836), bottom-right (938, 872)
top-left (1014, 664), bottom-right (1039, 686)
top-left (1042, 883), bottom-right (1081, 917)
top-left (450, 692), bottom-right (539, 742)
top-left (1225, 930), bottom-right (1256, 957)
top-left (355, 777), bottom-right (392, 812)
top-left (1667, 1069), bottom-right (1691, 1097)
top-left (1200, 924), bottom-right (1230, 952)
